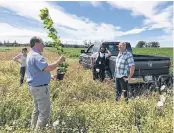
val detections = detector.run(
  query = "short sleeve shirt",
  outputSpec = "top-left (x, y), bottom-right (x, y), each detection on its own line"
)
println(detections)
top-left (115, 50), bottom-right (135, 78)
top-left (26, 48), bottom-right (51, 87)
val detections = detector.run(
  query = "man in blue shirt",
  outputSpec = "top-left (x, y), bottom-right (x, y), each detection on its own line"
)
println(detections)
top-left (26, 36), bottom-right (65, 131)
top-left (115, 42), bottom-right (135, 102)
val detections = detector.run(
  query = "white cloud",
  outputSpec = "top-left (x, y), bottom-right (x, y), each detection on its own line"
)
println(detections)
top-left (122, 27), bottom-right (147, 36)
top-left (89, 1), bottom-right (102, 7)
top-left (0, 1), bottom-right (148, 44)
top-left (107, 1), bottom-right (173, 33)
top-left (132, 34), bottom-right (173, 48)
top-left (155, 34), bottom-right (173, 47)
top-left (1, 1), bottom-right (172, 47)
top-left (0, 1), bottom-right (45, 21)
top-left (0, 23), bottom-right (47, 44)
top-left (0, 23), bottom-right (85, 44)
top-left (0, 23), bottom-right (46, 37)
top-left (78, 1), bottom-right (102, 8)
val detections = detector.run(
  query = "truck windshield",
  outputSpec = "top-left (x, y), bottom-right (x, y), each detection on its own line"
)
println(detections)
top-left (103, 42), bottom-right (132, 56)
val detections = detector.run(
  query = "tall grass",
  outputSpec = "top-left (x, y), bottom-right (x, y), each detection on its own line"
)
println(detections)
top-left (0, 48), bottom-right (173, 133)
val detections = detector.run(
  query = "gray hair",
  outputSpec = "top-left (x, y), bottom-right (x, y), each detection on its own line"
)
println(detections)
top-left (119, 42), bottom-right (126, 46)
top-left (30, 36), bottom-right (43, 48)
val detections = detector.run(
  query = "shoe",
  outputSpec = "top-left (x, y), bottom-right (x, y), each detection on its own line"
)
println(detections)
top-left (116, 96), bottom-right (120, 102)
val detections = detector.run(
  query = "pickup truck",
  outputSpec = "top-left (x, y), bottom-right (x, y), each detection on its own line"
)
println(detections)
top-left (79, 42), bottom-right (172, 83)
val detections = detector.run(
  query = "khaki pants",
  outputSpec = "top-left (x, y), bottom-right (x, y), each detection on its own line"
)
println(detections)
top-left (29, 85), bottom-right (50, 131)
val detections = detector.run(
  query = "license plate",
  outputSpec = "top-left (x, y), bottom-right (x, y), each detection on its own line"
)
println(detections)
top-left (145, 75), bottom-right (153, 81)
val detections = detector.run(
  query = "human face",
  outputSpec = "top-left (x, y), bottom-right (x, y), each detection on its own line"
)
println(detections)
top-left (36, 41), bottom-right (44, 53)
top-left (118, 43), bottom-right (126, 52)
top-left (22, 50), bottom-right (27, 55)
top-left (100, 47), bottom-right (105, 53)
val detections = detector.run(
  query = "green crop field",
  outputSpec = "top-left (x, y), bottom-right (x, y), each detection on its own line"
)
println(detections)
top-left (133, 48), bottom-right (173, 62)
top-left (46, 47), bottom-right (82, 58)
top-left (0, 47), bottom-right (173, 133)
top-left (0, 47), bottom-right (13, 52)
top-left (47, 47), bottom-right (173, 59)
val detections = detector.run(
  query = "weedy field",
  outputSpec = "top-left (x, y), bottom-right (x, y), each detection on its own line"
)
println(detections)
top-left (0, 47), bottom-right (173, 133)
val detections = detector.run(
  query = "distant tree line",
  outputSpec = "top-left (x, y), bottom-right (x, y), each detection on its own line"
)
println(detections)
top-left (0, 40), bottom-right (87, 48)
top-left (136, 41), bottom-right (160, 48)
top-left (0, 40), bottom-right (27, 47)
top-left (44, 41), bottom-right (86, 48)
top-left (1, 40), bottom-right (160, 48)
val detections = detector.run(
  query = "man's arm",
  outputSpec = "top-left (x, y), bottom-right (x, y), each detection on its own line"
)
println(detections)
top-left (13, 54), bottom-right (22, 62)
top-left (43, 56), bottom-right (65, 72)
top-left (43, 61), bottom-right (60, 72)
top-left (124, 53), bottom-right (135, 81)
top-left (128, 65), bottom-right (135, 80)
top-left (106, 48), bottom-right (112, 57)
top-left (123, 65), bottom-right (135, 82)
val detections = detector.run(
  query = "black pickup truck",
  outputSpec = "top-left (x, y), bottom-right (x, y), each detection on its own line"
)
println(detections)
top-left (79, 42), bottom-right (172, 83)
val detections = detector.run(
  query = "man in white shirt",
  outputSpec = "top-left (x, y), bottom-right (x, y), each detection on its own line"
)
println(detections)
top-left (90, 45), bottom-right (112, 81)
top-left (13, 48), bottom-right (28, 86)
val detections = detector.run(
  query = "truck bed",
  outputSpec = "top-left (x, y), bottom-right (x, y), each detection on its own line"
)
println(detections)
top-left (79, 42), bottom-right (171, 80)
top-left (109, 54), bottom-right (170, 78)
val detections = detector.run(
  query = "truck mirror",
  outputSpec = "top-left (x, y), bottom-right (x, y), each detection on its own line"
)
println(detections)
top-left (81, 50), bottom-right (85, 53)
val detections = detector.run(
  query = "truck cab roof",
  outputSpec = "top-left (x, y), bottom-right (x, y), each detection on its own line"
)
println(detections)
top-left (92, 42), bottom-right (132, 56)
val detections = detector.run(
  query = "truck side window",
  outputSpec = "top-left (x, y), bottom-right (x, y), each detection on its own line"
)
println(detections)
top-left (93, 45), bottom-right (100, 52)
top-left (87, 45), bottom-right (94, 53)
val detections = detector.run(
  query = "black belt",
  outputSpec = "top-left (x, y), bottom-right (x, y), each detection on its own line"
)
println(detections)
top-left (34, 84), bottom-right (48, 87)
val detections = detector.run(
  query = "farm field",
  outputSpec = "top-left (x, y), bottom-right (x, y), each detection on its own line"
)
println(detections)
top-left (0, 47), bottom-right (14, 52)
top-left (0, 47), bottom-right (173, 133)
top-left (47, 47), bottom-right (173, 60)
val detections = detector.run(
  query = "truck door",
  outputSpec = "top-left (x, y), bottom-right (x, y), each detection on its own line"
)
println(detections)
top-left (82, 45), bottom-right (94, 69)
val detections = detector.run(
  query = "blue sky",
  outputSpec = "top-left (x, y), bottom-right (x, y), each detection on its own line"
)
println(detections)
top-left (0, 1), bottom-right (173, 47)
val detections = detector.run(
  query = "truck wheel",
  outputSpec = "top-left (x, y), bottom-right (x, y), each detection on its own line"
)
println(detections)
top-left (167, 77), bottom-right (173, 89)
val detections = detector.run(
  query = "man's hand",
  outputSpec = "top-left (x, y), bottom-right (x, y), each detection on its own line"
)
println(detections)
top-left (56, 56), bottom-right (65, 66)
top-left (123, 77), bottom-right (131, 82)
top-left (123, 65), bottom-right (135, 82)
top-left (13, 53), bottom-right (22, 62)
top-left (106, 48), bottom-right (112, 56)
top-left (51, 75), bottom-right (57, 80)
top-left (44, 56), bottom-right (66, 72)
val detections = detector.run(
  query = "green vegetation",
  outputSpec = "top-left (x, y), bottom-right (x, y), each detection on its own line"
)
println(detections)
top-left (46, 47), bottom-right (82, 58)
top-left (133, 48), bottom-right (173, 62)
top-left (46, 47), bottom-right (173, 61)
top-left (0, 48), bottom-right (172, 133)
top-left (0, 47), bottom-right (13, 51)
